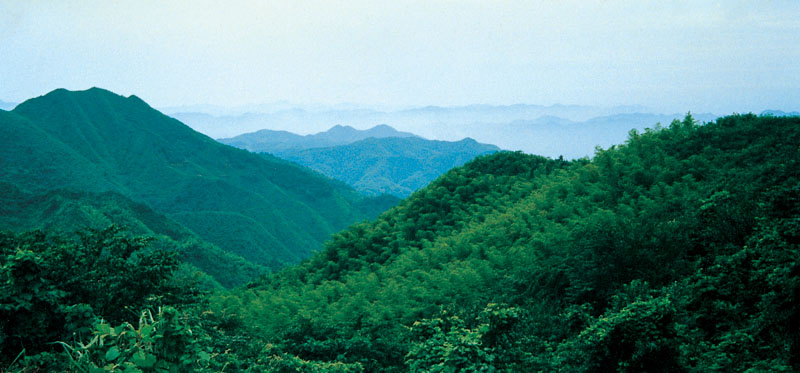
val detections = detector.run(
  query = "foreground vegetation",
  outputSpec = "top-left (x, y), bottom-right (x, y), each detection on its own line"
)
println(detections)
top-left (2, 113), bottom-right (798, 371)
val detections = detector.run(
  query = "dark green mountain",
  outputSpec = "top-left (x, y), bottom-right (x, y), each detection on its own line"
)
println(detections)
top-left (0, 88), bottom-right (397, 285)
top-left (218, 124), bottom-right (417, 153)
top-left (277, 136), bottom-right (500, 197)
top-left (208, 114), bottom-right (800, 370)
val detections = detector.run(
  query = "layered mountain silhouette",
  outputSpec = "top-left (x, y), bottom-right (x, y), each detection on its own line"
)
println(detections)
top-left (172, 105), bottom-right (719, 160)
top-left (0, 88), bottom-right (397, 286)
top-left (220, 125), bottom-right (500, 197)
top-left (761, 109), bottom-right (800, 117)
top-left (277, 136), bottom-right (500, 197)
top-left (218, 124), bottom-right (417, 153)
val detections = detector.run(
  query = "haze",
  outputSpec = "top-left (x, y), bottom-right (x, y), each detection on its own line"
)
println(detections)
top-left (1, 1), bottom-right (798, 115)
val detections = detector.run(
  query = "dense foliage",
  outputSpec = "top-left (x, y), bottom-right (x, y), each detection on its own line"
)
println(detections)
top-left (0, 88), bottom-right (397, 285)
top-left (218, 113), bottom-right (799, 370)
top-left (1, 113), bottom-right (798, 371)
top-left (0, 226), bottom-right (202, 369)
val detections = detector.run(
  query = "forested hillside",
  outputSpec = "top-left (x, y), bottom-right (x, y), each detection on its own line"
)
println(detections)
top-left (220, 125), bottom-right (499, 197)
top-left (216, 113), bottom-right (799, 371)
top-left (275, 137), bottom-right (500, 197)
top-left (0, 88), bottom-right (397, 286)
top-left (0, 183), bottom-right (261, 287)
top-left (2, 113), bottom-right (798, 371)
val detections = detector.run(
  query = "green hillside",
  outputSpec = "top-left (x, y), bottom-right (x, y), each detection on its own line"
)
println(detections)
top-left (0, 88), bottom-right (397, 284)
top-left (0, 182), bottom-right (261, 288)
top-left (208, 113), bottom-right (798, 370)
top-left (277, 136), bottom-right (500, 197)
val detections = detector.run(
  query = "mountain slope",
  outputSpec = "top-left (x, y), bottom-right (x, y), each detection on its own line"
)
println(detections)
top-left (218, 124), bottom-right (417, 153)
top-left (0, 182), bottom-right (261, 287)
top-left (212, 114), bottom-right (800, 370)
top-left (0, 88), bottom-right (397, 283)
top-left (277, 136), bottom-right (500, 197)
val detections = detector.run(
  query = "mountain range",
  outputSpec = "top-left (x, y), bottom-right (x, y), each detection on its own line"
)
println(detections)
top-left (220, 125), bottom-right (500, 197)
top-left (761, 109), bottom-right (800, 117)
top-left (276, 136), bottom-right (499, 197)
top-left (0, 88), bottom-right (397, 286)
top-left (167, 103), bottom-right (653, 139)
top-left (444, 112), bottom-right (720, 159)
top-left (218, 124), bottom-right (417, 153)
top-left (170, 105), bottom-right (718, 159)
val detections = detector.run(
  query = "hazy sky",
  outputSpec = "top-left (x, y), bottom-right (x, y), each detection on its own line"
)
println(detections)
top-left (1, 0), bottom-right (798, 113)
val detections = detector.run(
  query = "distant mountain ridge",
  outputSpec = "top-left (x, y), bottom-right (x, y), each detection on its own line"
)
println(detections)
top-left (0, 88), bottom-right (397, 286)
top-left (218, 124), bottom-right (417, 153)
top-left (220, 125), bottom-right (500, 197)
top-left (0, 100), bottom-right (16, 111)
top-left (277, 136), bottom-right (500, 197)
top-left (168, 103), bottom-right (654, 139)
top-left (761, 109), bottom-right (800, 117)
top-left (171, 105), bottom-right (722, 159)
top-left (439, 112), bottom-right (720, 159)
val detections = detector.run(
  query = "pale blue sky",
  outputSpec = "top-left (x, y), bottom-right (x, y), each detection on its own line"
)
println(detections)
top-left (1, 0), bottom-right (798, 113)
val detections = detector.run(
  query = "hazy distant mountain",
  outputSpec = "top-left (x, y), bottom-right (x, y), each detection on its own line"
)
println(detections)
top-left (0, 100), bottom-right (16, 111)
top-left (761, 110), bottom-right (800, 117)
top-left (171, 105), bottom-right (719, 160)
top-left (0, 88), bottom-right (397, 286)
top-left (442, 112), bottom-right (720, 159)
top-left (219, 124), bottom-right (417, 153)
top-left (277, 137), bottom-right (500, 197)
top-left (220, 124), bottom-right (498, 197)
top-left (168, 104), bottom-right (653, 139)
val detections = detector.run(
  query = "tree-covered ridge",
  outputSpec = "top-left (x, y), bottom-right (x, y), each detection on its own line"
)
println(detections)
top-left (213, 113), bottom-right (799, 370)
top-left (275, 136), bottom-right (501, 197)
top-left (0, 88), bottom-right (398, 285)
top-left (220, 123), bottom-right (501, 197)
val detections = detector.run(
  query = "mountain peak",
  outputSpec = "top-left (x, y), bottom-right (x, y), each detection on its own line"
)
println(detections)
top-left (371, 124), bottom-right (394, 130)
top-left (15, 87), bottom-right (151, 115)
top-left (326, 124), bottom-right (357, 133)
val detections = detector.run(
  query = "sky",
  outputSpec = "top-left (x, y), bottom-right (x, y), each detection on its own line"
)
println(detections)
top-left (1, 0), bottom-right (798, 114)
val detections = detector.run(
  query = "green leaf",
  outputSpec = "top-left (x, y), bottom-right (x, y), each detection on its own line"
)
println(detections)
top-left (105, 346), bottom-right (121, 361)
top-left (131, 350), bottom-right (157, 368)
top-left (140, 324), bottom-right (154, 339)
top-left (98, 323), bottom-right (112, 335)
